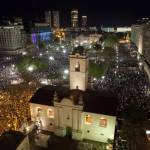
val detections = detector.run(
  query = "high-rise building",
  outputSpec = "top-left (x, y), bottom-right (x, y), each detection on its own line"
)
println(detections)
top-left (0, 25), bottom-right (26, 54)
top-left (52, 11), bottom-right (60, 28)
top-left (71, 10), bottom-right (78, 28)
top-left (82, 16), bottom-right (87, 28)
top-left (45, 11), bottom-right (52, 28)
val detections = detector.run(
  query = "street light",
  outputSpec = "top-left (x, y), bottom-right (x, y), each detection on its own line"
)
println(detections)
top-left (49, 56), bottom-right (54, 60)
top-left (64, 69), bottom-right (69, 74)
top-left (101, 76), bottom-right (105, 80)
top-left (27, 65), bottom-right (34, 72)
top-left (63, 50), bottom-right (66, 53)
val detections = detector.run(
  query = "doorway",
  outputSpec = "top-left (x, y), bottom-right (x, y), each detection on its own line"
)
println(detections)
top-left (66, 126), bottom-right (72, 138)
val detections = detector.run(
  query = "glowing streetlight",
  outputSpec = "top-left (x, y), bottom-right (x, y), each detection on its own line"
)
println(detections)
top-left (139, 62), bottom-right (143, 66)
top-left (63, 50), bottom-right (66, 53)
top-left (27, 65), bottom-right (34, 72)
top-left (39, 53), bottom-right (43, 57)
top-left (64, 69), bottom-right (69, 74)
top-left (22, 51), bottom-right (27, 56)
top-left (49, 56), bottom-right (54, 60)
top-left (12, 64), bottom-right (15, 68)
top-left (101, 76), bottom-right (105, 80)
top-left (93, 77), bottom-right (97, 81)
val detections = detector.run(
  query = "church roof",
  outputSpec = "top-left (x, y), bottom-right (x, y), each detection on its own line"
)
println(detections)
top-left (30, 85), bottom-right (68, 106)
top-left (0, 130), bottom-right (26, 150)
top-left (29, 85), bottom-right (118, 116)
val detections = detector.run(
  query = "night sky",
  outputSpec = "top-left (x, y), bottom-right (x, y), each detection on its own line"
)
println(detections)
top-left (0, 0), bottom-right (150, 27)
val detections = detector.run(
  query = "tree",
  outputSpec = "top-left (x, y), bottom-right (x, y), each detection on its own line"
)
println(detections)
top-left (121, 104), bottom-right (150, 150)
top-left (93, 43), bottom-right (102, 62)
top-left (89, 61), bottom-right (108, 78)
top-left (103, 34), bottom-right (119, 48)
top-left (102, 47), bottom-right (116, 62)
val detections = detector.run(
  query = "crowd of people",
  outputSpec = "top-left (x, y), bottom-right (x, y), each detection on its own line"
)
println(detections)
top-left (0, 41), bottom-right (149, 135)
top-left (94, 43), bottom-right (150, 112)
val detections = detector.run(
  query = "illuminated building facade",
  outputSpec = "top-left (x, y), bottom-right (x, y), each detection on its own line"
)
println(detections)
top-left (69, 47), bottom-right (89, 91)
top-left (73, 34), bottom-right (101, 48)
top-left (29, 47), bottom-right (117, 143)
top-left (131, 21), bottom-right (150, 80)
top-left (53, 11), bottom-right (60, 28)
top-left (101, 26), bottom-right (131, 33)
top-left (131, 22), bottom-right (150, 62)
top-left (131, 24), bottom-right (144, 54)
top-left (45, 11), bottom-right (52, 28)
top-left (82, 16), bottom-right (87, 28)
top-left (0, 25), bottom-right (26, 54)
top-left (71, 10), bottom-right (78, 28)
top-left (31, 23), bottom-right (52, 45)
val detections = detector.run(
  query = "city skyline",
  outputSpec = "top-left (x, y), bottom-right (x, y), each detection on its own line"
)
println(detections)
top-left (0, 0), bottom-right (150, 27)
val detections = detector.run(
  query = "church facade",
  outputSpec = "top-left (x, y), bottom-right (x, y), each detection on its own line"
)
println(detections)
top-left (29, 47), bottom-right (117, 143)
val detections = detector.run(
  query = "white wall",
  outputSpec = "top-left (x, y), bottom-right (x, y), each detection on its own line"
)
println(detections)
top-left (30, 101), bottom-right (116, 143)
top-left (82, 112), bottom-right (116, 143)
top-left (30, 103), bottom-right (54, 131)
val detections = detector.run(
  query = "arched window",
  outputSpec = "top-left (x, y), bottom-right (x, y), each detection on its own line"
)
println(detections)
top-left (85, 115), bottom-right (92, 125)
top-left (100, 117), bottom-right (107, 127)
top-left (47, 109), bottom-right (54, 118)
top-left (75, 62), bottom-right (80, 72)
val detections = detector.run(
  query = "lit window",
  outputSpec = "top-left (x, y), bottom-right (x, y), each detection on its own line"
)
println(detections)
top-left (85, 115), bottom-right (92, 125)
top-left (37, 107), bottom-right (42, 112)
top-left (100, 118), bottom-right (107, 127)
top-left (36, 107), bottom-right (42, 117)
top-left (47, 109), bottom-right (54, 118)
top-left (75, 62), bottom-right (80, 72)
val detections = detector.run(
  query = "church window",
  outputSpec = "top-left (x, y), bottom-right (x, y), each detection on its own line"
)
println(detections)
top-left (36, 107), bottom-right (42, 117)
top-left (37, 107), bottom-right (42, 112)
top-left (47, 109), bottom-right (54, 118)
top-left (85, 115), bottom-right (92, 125)
top-left (75, 62), bottom-right (80, 72)
top-left (100, 118), bottom-right (107, 127)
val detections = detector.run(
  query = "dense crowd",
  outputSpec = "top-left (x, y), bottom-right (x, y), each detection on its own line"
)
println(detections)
top-left (94, 44), bottom-right (150, 112)
top-left (0, 42), bottom-right (150, 134)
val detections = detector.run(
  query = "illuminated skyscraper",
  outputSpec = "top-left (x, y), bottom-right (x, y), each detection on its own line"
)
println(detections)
top-left (45, 11), bottom-right (52, 28)
top-left (82, 16), bottom-right (87, 28)
top-left (71, 10), bottom-right (78, 28)
top-left (53, 11), bottom-right (60, 28)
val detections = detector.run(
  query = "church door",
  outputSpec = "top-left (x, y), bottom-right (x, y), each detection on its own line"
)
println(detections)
top-left (66, 126), bottom-right (72, 138)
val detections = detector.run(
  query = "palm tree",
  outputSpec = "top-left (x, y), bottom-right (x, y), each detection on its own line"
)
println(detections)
top-left (93, 43), bottom-right (101, 62)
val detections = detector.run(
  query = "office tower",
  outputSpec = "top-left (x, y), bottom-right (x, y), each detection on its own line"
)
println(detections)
top-left (45, 11), bottom-right (52, 28)
top-left (0, 25), bottom-right (26, 54)
top-left (82, 16), bottom-right (87, 28)
top-left (53, 11), bottom-right (60, 28)
top-left (71, 10), bottom-right (78, 28)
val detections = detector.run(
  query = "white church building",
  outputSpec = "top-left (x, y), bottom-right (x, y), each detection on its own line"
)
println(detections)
top-left (29, 47), bottom-right (117, 143)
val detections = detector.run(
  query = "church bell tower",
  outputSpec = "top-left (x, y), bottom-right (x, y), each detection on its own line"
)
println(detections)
top-left (69, 46), bottom-right (89, 91)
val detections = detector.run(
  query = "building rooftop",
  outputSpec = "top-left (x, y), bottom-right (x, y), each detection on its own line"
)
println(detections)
top-left (29, 86), bottom-right (118, 116)
top-left (0, 130), bottom-right (25, 150)
top-left (72, 46), bottom-right (86, 55)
